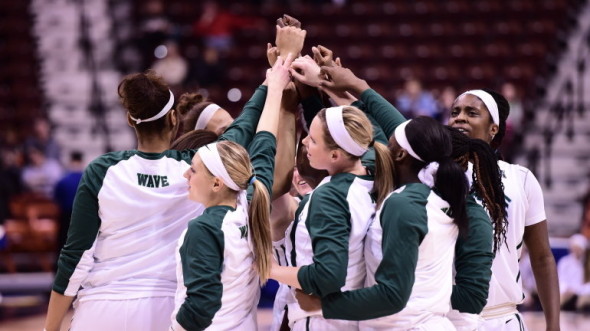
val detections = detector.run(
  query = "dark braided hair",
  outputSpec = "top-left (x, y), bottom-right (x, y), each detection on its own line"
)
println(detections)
top-left (447, 126), bottom-right (508, 253)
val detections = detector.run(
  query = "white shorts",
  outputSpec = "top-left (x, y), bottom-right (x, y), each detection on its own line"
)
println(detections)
top-left (270, 284), bottom-right (290, 331)
top-left (480, 312), bottom-right (527, 331)
top-left (71, 297), bottom-right (174, 331)
top-left (447, 309), bottom-right (483, 331)
top-left (292, 316), bottom-right (358, 331)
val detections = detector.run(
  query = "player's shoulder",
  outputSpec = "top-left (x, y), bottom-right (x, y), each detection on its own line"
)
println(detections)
top-left (498, 160), bottom-right (534, 179)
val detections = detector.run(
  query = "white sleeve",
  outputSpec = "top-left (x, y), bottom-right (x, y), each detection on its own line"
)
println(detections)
top-left (523, 169), bottom-right (546, 226)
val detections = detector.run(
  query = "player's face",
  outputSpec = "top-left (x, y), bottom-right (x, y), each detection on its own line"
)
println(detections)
top-left (184, 154), bottom-right (215, 204)
top-left (205, 108), bottom-right (234, 136)
top-left (292, 167), bottom-right (312, 196)
top-left (448, 94), bottom-right (498, 144)
top-left (302, 116), bottom-right (333, 171)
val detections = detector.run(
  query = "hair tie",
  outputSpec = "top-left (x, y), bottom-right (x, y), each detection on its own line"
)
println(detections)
top-left (417, 162), bottom-right (439, 188)
top-left (248, 175), bottom-right (257, 185)
top-left (368, 139), bottom-right (375, 148)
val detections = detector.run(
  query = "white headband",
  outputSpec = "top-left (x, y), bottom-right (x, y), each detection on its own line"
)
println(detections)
top-left (460, 90), bottom-right (500, 125)
top-left (197, 143), bottom-right (240, 191)
top-left (195, 103), bottom-right (221, 130)
top-left (394, 120), bottom-right (424, 162)
top-left (129, 90), bottom-right (174, 124)
top-left (325, 106), bottom-right (367, 156)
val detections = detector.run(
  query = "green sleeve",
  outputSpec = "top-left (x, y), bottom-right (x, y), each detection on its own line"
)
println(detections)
top-left (322, 194), bottom-right (428, 320)
top-left (351, 100), bottom-right (388, 145)
top-left (176, 217), bottom-right (224, 330)
top-left (301, 94), bottom-right (325, 128)
top-left (247, 131), bottom-right (277, 198)
top-left (348, 100), bottom-right (387, 171)
top-left (451, 195), bottom-right (494, 313)
top-left (359, 89), bottom-right (407, 138)
top-left (218, 85), bottom-right (268, 147)
top-left (53, 160), bottom-right (104, 295)
top-left (297, 184), bottom-right (351, 297)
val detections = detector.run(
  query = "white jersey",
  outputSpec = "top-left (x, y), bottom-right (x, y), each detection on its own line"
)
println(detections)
top-left (171, 199), bottom-right (259, 330)
top-left (362, 185), bottom-right (458, 330)
top-left (474, 161), bottom-right (546, 318)
top-left (53, 150), bottom-right (203, 302)
top-left (284, 173), bottom-right (374, 328)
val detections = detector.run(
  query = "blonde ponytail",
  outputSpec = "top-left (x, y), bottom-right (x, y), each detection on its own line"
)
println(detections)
top-left (216, 141), bottom-right (273, 284)
top-left (248, 179), bottom-right (272, 284)
top-left (373, 141), bottom-right (394, 207)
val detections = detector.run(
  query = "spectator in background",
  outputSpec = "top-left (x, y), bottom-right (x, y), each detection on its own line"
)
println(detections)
top-left (21, 142), bottom-right (63, 199)
top-left (193, 1), bottom-right (264, 55)
top-left (579, 189), bottom-right (590, 311)
top-left (396, 78), bottom-right (440, 120)
top-left (558, 234), bottom-right (589, 310)
top-left (502, 82), bottom-right (524, 131)
top-left (23, 117), bottom-right (61, 163)
top-left (435, 86), bottom-right (456, 124)
top-left (188, 46), bottom-right (227, 89)
top-left (53, 151), bottom-right (84, 271)
top-left (581, 189), bottom-right (590, 240)
top-left (137, 0), bottom-right (172, 69)
top-left (499, 82), bottom-right (523, 162)
top-left (0, 130), bottom-right (25, 226)
top-left (151, 40), bottom-right (188, 89)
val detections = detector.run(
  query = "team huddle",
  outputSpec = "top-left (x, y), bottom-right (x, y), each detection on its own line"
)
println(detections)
top-left (43, 15), bottom-right (560, 331)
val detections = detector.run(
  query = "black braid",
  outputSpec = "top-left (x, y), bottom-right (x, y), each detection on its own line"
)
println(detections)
top-left (448, 126), bottom-right (508, 253)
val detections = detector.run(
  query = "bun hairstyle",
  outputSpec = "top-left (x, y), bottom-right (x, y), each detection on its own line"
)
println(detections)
top-left (404, 116), bottom-right (469, 237)
top-left (216, 141), bottom-right (272, 284)
top-left (481, 89), bottom-right (510, 151)
top-left (447, 126), bottom-right (508, 252)
top-left (118, 70), bottom-right (172, 135)
top-left (317, 106), bottom-right (394, 206)
top-left (176, 92), bottom-right (216, 136)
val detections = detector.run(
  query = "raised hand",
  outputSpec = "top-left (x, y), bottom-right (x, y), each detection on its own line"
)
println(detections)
top-left (319, 65), bottom-right (370, 96)
top-left (275, 26), bottom-right (307, 58)
top-left (312, 45), bottom-right (337, 67)
top-left (281, 82), bottom-right (300, 113)
top-left (267, 43), bottom-right (280, 67)
top-left (266, 53), bottom-right (295, 92)
top-left (290, 55), bottom-right (322, 87)
top-left (277, 14), bottom-right (302, 28)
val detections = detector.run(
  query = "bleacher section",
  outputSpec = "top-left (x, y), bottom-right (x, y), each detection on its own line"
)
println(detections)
top-left (0, 1), bottom-right (43, 140)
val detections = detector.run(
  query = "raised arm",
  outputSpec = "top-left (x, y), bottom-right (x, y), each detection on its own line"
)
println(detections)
top-left (320, 65), bottom-right (406, 137)
top-left (247, 54), bottom-right (295, 196)
top-left (218, 85), bottom-right (268, 147)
